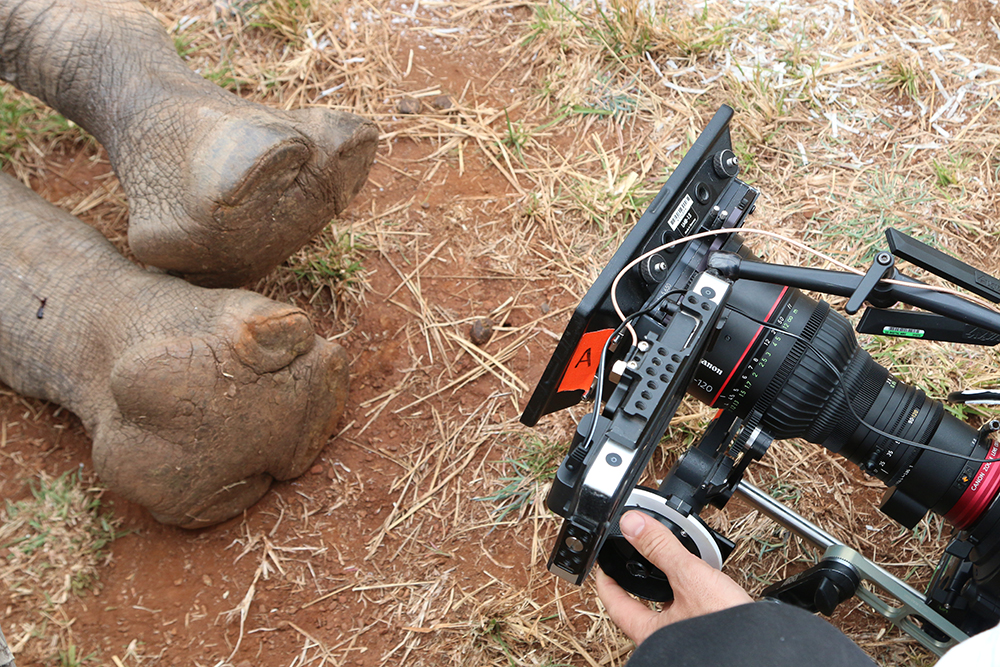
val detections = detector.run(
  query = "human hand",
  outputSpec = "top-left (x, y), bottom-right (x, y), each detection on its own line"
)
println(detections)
top-left (595, 510), bottom-right (754, 645)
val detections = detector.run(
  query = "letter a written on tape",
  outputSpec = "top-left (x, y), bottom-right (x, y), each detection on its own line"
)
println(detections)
top-left (557, 329), bottom-right (614, 394)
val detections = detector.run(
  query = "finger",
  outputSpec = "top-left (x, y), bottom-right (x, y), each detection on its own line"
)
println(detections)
top-left (595, 568), bottom-right (659, 644)
top-left (618, 510), bottom-right (701, 576)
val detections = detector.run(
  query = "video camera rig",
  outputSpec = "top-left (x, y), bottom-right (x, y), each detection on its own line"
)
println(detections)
top-left (521, 105), bottom-right (1000, 655)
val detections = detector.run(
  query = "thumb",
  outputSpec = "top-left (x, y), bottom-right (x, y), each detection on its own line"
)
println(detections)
top-left (619, 510), bottom-right (702, 577)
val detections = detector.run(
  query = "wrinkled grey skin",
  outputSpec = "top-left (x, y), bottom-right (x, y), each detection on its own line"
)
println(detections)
top-left (0, 173), bottom-right (350, 527)
top-left (0, 0), bottom-right (378, 287)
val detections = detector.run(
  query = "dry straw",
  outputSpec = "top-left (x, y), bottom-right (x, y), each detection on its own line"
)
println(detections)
top-left (2, 0), bottom-right (1000, 665)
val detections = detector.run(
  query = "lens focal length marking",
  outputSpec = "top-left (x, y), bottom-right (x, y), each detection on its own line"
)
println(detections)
top-left (712, 293), bottom-right (796, 410)
top-left (706, 287), bottom-right (789, 407)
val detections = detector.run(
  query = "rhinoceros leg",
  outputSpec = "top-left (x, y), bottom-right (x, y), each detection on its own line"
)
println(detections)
top-left (0, 0), bottom-right (377, 287)
top-left (0, 172), bottom-right (349, 527)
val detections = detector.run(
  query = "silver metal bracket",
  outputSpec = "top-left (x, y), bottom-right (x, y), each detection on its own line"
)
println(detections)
top-left (735, 481), bottom-right (967, 656)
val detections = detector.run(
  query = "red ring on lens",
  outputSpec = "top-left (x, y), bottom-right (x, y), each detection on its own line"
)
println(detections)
top-left (947, 441), bottom-right (1000, 530)
top-left (709, 287), bottom-right (788, 407)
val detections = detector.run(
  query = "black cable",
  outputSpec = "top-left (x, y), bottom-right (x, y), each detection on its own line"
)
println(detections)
top-left (726, 306), bottom-right (1000, 466)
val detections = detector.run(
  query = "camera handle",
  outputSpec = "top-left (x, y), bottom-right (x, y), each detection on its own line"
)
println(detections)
top-left (735, 481), bottom-right (968, 656)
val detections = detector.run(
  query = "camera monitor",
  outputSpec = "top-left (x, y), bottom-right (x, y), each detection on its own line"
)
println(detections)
top-left (521, 105), bottom-right (758, 426)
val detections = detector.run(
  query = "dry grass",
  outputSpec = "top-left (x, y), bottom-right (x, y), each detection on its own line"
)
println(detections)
top-left (0, 469), bottom-right (121, 665)
top-left (0, 83), bottom-right (93, 179)
top-left (3, 0), bottom-right (1000, 665)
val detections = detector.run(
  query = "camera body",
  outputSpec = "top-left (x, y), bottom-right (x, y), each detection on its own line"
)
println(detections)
top-left (521, 105), bottom-right (1000, 650)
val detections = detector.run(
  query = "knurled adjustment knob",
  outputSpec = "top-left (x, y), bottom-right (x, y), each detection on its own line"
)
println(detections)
top-left (713, 149), bottom-right (739, 178)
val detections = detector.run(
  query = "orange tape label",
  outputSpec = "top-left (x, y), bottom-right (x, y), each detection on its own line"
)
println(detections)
top-left (557, 329), bottom-right (614, 393)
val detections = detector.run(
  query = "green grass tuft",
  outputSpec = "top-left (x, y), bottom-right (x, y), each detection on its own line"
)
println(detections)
top-left (288, 231), bottom-right (366, 287)
top-left (476, 436), bottom-right (563, 523)
top-left (247, 0), bottom-right (317, 42)
top-left (2, 469), bottom-right (122, 598)
top-left (878, 60), bottom-right (923, 101)
top-left (0, 84), bottom-right (87, 165)
top-left (58, 643), bottom-right (96, 667)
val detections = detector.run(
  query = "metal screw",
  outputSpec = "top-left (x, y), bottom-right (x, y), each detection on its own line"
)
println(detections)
top-left (566, 537), bottom-right (585, 553)
top-left (610, 359), bottom-right (627, 384)
top-left (627, 360), bottom-right (638, 370)
top-left (876, 252), bottom-right (892, 265)
top-left (654, 262), bottom-right (667, 272)
top-left (637, 341), bottom-right (650, 352)
top-left (701, 287), bottom-right (716, 299)
top-left (627, 561), bottom-right (648, 578)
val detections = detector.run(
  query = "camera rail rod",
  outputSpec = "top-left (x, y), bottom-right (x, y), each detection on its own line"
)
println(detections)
top-left (710, 253), bottom-right (1000, 338)
top-left (735, 481), bottom-right (968, 656)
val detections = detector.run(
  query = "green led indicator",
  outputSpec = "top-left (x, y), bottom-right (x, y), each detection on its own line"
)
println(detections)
top-left (883, 326), bottom-right (925, 338)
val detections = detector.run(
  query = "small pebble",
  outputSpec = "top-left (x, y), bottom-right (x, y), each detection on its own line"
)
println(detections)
top-left (397, 96), bottom-right (421, 114)
top-left (310, 464), bottom-right (324, 474)
top-left (469, 318), bottom-right (494, 346)
top-left (430, 94), bottom-right (453, 111)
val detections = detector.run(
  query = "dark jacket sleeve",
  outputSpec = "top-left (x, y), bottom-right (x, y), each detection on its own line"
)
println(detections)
top-left (624, 601), bottom-right (875, 667)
